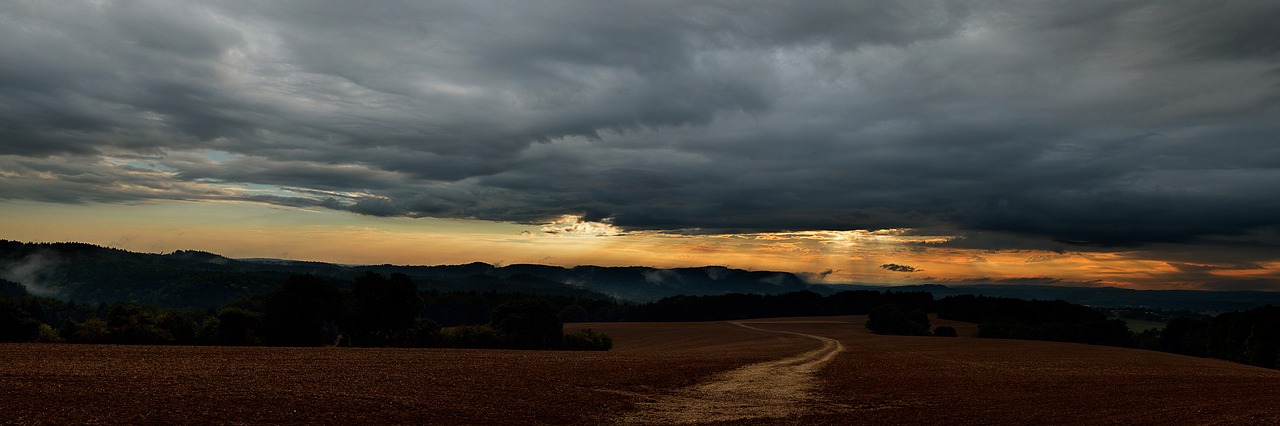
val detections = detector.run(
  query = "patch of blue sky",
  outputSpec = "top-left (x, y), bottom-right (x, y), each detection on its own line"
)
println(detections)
top-left (193, 150), bottom-right (234, 162)
top-left (237, 182), bottom-right (306, 198)
top-left (196, 179), bottom-right (303, 199)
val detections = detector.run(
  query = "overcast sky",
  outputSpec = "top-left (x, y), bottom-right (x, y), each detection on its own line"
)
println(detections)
top-left (2, 1), bottom-right (1278, 289)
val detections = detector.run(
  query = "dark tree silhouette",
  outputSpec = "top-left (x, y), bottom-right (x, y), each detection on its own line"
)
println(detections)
top-left (262, 274), bottom-right (344, 346)
top-left (207, 307), bottom-right (261, 346)
top-left (1159, 317), bottom-right (1210, 356)
top-left (490, 298), bottom-right (563, 349)
top-left (0, 296), bottom-right (40, 342)
top-left (557, 304), bottom-right (588, 323)
top-left (346, 272), bottom-right (420, 346)
top-left (104, 302), bottom-right (170, 344)
top-left (866, 303), bottom-right (931, 336)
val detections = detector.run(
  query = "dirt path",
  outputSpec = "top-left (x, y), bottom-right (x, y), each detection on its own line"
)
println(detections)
top-left (618, 320), bottom-right (846, 424)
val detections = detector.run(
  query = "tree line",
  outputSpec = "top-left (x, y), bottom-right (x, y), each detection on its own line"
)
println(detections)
top-left (5, 273), bottom-right (1280, 369)
top-left (0, 278), bottom-right (933, 346)
top-left (1144, 306), bottom-right (1280, 369)
top-left (872, 294), bottom-right (1280, 370)
top-left (933, 295), bottom-right (1134, 346)
top-left (0, 274), bottom-right (610, 351)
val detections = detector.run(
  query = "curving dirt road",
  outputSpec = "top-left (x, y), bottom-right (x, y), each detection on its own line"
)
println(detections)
top-left (618, 320), bottom-right (846, 424)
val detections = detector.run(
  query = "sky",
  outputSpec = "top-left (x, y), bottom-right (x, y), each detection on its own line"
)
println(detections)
top-left (1, 1), bottom-right (1278, 290)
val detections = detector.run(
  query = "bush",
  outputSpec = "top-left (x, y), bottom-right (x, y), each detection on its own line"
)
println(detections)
top-left (442, 325), bottom-right (502, 349)
top-left (561, 328), bottom-right (612, 351)
top-left (34, 323), bottom-right (63, 343)
top-left (933, 326), bottom-right (958, 337)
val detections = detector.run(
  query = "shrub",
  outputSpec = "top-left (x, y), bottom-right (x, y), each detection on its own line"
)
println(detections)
top-left (561, 328), bottom-right (612, 351)
top-left (442, 325), bottom-right (502, 349)
top-left (34, 323), bottom-right (63, 343)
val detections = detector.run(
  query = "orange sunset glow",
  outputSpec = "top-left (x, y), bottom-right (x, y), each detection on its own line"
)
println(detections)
top-left (3, 199), bottom-right (1274, 290)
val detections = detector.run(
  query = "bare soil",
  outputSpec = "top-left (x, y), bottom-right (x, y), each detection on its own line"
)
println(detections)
top-left (3, 316), bottom-right (1279, 425)
top-left (720, 316), bottom-right (1280, 425)
top-left (619, 321), bottom-right (844, 424)
top-left (0, 321), bottom-right (808, 425)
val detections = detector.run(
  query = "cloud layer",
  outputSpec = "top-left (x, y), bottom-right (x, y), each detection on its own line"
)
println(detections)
top-left (2, 0), bottom-right (1279, 250)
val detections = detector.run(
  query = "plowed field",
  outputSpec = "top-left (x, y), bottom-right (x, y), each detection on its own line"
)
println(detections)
top-left (2, 316), bottom-right (1278, 425)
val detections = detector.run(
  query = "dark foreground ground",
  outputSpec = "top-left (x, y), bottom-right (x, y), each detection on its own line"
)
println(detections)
top-left (2, 316), bottom-right (1279, 424)
top-left (756, 318), bottom-right (1280, 425)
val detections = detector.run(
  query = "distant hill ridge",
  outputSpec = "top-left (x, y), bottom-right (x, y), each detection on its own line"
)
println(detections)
top-left (0, 240), bottom-right (819, 307)
top-left (3, 240), bottom-right (1278, 312)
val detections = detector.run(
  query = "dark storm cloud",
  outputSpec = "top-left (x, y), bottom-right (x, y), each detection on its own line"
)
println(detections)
top-left (880, 264), bottom-right (920, 273)
top-left (2, 0), bottom-right (1279, 252)
top-left (164, 154), bottom-right (405, 192)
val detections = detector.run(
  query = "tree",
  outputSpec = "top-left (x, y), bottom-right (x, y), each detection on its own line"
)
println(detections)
top-left (406, 319), bottom-right (442, 347)
top-left (557, 304), bottom-right (589, 323)
top-left (105, 302), bottom-right (171, 344)
top-left (346, 272), bottom-right (420, 346)
top-left (262, 275), bottom-right (344, 346)
top-left (490, 298), bottom-right (563, 349)
top-left (156, 309), bottom-right (199, 345)
top-left (1079, 319), bottom-right (1134, 347)
top-left (865, 303), bottom-right (931, 336)
top-left (0, 296), bottom-right (41, 342)
top-left (70, 318), bottom-right (112, 343)
top-left (209, 307), bottom-right (261, 346)
top-left (1159, 317), bottom-right (1210, 356)
top-left (0, 279), bottom-right (28, 298)
top-left (1243, 322), bottom-right (1280, 368)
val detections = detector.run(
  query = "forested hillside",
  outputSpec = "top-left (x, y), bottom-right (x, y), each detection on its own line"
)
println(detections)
top-left (0, 240), bottom-right (818, 307)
